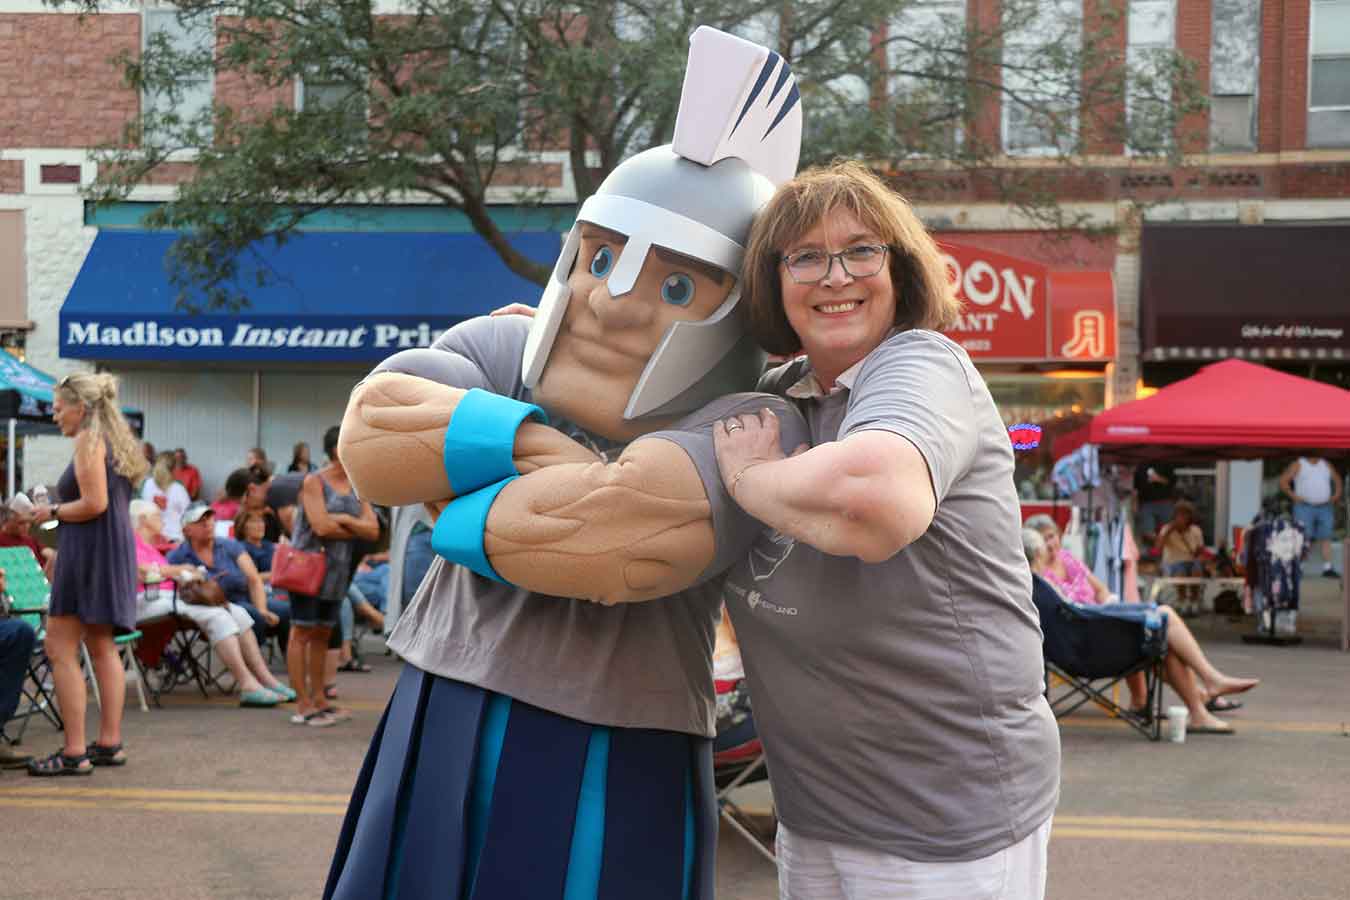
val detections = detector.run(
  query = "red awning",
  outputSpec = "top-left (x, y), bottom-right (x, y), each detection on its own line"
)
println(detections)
top-left (1053, 359), bottom-right (1350, 462)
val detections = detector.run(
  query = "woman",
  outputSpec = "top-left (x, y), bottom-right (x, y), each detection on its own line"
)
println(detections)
top-left (712, 162), bottom-right (1059, 895)
top-left (234, 508), bottom-right (276, 578)
top-left (210, 468), bottom-right (252, 524)
top-left (288, 441), bottom-right (316, 474)
top-left (1025, 513), bottom-right (1113, 605)
top-left (29, 373), bottom-right (146, 775)
top-left (140, 451), bottom-right (192, 543)
top-left (1024, 527), bottom-right (1257, 733)
top-left (287, 426), bottom-right (379, 727)
top-left (132, 500), bottom-right (292, 706)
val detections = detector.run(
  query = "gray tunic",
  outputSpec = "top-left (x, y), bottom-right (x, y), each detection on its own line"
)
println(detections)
top-left (291, 475), bottom-right (363, 603)
top-left (379, 316), bottom-right (809, 737)
top-left (723, 329), bottom-right (1061, 862)
top-left (50, 446), bottom-right (137, 632)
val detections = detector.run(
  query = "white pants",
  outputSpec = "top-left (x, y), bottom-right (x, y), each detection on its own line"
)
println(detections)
top-left (777, 816), bottom-right (1052, 900)
top-left (136, 592), bottom-right (254, 645)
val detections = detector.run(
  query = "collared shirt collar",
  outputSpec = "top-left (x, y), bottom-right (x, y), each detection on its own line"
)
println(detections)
top-left (784, 329), bottom-right (900, 399)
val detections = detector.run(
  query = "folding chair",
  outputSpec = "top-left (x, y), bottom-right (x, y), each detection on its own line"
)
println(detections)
top-left (713, 677), bottom-right (776, 863)
top-left (1031, 574), bottom-right (1166, 741)
top-left (134, 582), bottom-right (230, 705)
top-left (0, 547), bottom-right (61, 743)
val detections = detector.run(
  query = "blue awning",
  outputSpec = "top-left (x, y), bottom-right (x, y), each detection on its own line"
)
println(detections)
top-left (59, 229), bottom-right (560, 362)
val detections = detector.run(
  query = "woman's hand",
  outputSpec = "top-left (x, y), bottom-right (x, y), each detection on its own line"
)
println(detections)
top-left (713, 408), bottom-right (798, 502)
top-left (33, 504), bottom-right (53, 526)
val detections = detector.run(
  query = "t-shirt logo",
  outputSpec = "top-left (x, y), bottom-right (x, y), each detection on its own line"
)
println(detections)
top-left (749, 529), bottom-right (796, 581)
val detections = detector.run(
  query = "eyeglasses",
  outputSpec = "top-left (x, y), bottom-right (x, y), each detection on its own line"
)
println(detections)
top-left (780, 244), bottom-right (890, 284)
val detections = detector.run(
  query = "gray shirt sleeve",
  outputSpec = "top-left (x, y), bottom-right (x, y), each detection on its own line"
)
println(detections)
top-left (839, 330), bottom-right (980, 503)
top-left (646, 392), bottom-right (811, 585)
top-left (369, 315), bottom-right (530, 397)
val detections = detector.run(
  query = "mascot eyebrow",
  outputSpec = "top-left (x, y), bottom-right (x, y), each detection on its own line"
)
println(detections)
top-left (580, 224), bottom-right (726, 286)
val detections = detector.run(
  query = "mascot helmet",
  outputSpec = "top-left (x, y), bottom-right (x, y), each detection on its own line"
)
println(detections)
top-left (521, 26), bottom-right (803, 420)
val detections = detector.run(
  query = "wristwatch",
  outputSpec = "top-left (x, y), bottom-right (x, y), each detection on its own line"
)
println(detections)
top-left (49, 503), bottom-right (59, 522)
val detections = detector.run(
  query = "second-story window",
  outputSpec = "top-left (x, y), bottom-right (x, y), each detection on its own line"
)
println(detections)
top-left (1002, 0), bottom-right (1082, 156)
top-left (888, 0), bottom-right (967, 157)
top-left (142, 9), bottom-right (215, 149)
top-left (1309, 0), bottom-right (1350, 147)
top-left (1210, 0), bottom-right (1261, 152)
top-left (1125, 0), bottom-right (1176, 154)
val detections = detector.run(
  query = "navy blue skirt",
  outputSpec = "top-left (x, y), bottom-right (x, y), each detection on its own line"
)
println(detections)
top-left (325, 665), bottom-right (718, 900)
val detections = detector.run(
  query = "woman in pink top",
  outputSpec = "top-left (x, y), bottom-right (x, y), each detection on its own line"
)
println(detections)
top-left (130, 499), bottom-right (294, 707)
top-left (1025, 514), bottom-right (1112, 605)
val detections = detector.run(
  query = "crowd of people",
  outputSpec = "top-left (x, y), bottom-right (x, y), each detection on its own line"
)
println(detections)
top-left (0, 410), bottom-right (402, 774)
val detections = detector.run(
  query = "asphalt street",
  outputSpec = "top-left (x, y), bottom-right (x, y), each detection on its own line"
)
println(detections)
top-left (4, 611), bottom-right (1349, 900)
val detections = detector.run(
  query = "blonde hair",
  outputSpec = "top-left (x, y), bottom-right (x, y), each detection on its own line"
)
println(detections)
top-left (56, 372), bottom-right (149, 483)
top-left (152, 451), bottom-right (176, 490)
top-left (741, 160), bottom-right (960, 355)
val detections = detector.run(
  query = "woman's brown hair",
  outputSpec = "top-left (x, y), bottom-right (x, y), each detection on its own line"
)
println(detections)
top-left (741, 160), bottom-right (960, 356)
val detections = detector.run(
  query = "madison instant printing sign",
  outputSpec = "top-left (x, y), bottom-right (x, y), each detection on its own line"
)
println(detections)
top-left (58, 230), bottom-right (562, 362)
top-left (938, 242), bottom-right (1116, 363)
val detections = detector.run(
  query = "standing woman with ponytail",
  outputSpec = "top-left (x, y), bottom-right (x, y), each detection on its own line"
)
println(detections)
top-left (29, 373), bottom-right (147, 775)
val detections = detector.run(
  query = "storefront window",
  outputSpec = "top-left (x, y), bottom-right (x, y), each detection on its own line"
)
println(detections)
top-left (984, 371), bottom-right (1105, 500)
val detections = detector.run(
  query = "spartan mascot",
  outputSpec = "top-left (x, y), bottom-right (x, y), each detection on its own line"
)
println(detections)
top-left (326, 27), bottom-right (807, 900)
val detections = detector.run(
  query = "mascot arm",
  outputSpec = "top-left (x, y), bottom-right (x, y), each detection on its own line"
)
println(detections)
top-left (340, 371), bottom-right (601, 507)
top-left (482, 437), bottom-right (715, 604)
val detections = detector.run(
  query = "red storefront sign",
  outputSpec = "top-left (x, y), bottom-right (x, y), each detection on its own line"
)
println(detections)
top-left (937, 242), bottom-right (1116, 362)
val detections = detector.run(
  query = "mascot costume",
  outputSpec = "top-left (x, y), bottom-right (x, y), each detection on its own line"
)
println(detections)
top-left (325, 26), bottom-right (808, 900)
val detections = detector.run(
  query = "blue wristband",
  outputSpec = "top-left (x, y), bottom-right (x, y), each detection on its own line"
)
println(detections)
top-left (443, 388), bottom-right (548, 496)
top-left (431, 475), bottom-right (518, 584)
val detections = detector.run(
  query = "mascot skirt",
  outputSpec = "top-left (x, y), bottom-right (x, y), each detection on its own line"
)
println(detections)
top-left (324, 665), bottom-right (718, 900)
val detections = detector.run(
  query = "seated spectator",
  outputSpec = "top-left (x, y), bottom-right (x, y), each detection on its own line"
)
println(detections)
top-left (130, 500), bottom-right (291, 707)
top-left (1157, 500), bottom-right (1209, 606)
top-left (350, 553), bottom-right (389, 614)
top-left (0, 505), bottom-right (56, 576)
top-left (168, 504), bottom-right (290, 650)
top-left (288, 441), bottom-right (316, 474)
top-left (246, 447), bottom-right (273, 478)
top-left (241, 469), bottom-right (283, 543)
top-left (172, 448), bottom-right (203, 502)
top-left (210, 468), bottom-right (253, 525)
top-left (1025, 513), bottom-right (1113, 605)
top-left (1, 567), bottom-right (38, 769)
top-left (141, 452), bottom-right (192, 542)
top-left (1024, 527), bottom-right (1259, 734)
top-left (234, 508), bottom-right (276, 578)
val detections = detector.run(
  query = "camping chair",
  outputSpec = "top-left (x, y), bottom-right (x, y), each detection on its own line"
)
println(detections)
top-left (134, 580), bottom-right (230, 705)
top-left (1, 571), bottom-right (61, 744)
top-left (1031, 574), bottom-right (1166, 741)
top-left (713, 677), bottom-right (776, 864)
top-left (0, 547), bottom-right (152, 716)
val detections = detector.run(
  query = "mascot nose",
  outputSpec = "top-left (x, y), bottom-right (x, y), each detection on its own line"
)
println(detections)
top-left (586, 280), bottom-right (651, 329)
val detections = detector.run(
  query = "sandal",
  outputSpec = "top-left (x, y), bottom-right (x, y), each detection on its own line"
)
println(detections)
top-left (28, 749), bottom-right (94, 777)
top-left (324, 683), bottom-right (339, 701)
top-left (305, 710), bottom-right (339, 728)
top-left (337, 660), bottom-right (372, 673)
top-left (88, 742), bottom-right (128, 767)
top-left (318, 705), bottom-right (353, 723)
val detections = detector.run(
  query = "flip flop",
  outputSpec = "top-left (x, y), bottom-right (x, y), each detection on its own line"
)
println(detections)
top-left (1206, 697), bottom-right (1243, 713)
top-left (337, 660), bottom-right (372, 673)
top-left (1188, 723), bottom-right (1236, 735)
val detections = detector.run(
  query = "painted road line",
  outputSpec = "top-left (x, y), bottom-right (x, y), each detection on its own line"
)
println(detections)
top-left (1058, 718), bottom-right (1347, 735)
top-left (6, 786), bottom-right (350, 803)
top-left (1053, 827), bottom-right (1350, 850)
top-left (1056, 815), bottom-right (1350, 836)
top-left (0, 796), bottom-right (345, 815)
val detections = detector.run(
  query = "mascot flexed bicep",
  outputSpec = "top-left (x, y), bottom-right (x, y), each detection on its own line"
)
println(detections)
top-left (325, 27), bottom-right (808, 900)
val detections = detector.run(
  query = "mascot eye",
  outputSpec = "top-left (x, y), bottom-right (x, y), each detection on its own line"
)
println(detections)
top-left (589, 246), bottom-right (614, 278)
top-left (661, 273), bottom-right (695, 306)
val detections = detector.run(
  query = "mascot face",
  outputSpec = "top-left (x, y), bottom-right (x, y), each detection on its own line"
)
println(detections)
top-left (532, 224), bottom-right (736, 442)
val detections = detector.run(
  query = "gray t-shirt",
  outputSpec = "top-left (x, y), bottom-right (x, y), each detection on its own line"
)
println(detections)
top-left (377, 315), bottom-right (809, 737)
top-left (724, 329), bottom-right (1060, 861)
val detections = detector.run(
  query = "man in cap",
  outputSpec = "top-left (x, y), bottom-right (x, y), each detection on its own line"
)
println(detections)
top-left (326, 27), bottom-right (804, 900)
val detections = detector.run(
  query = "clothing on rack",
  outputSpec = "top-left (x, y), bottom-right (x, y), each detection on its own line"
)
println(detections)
top-left (1242, 514), bottom-right (1307, 615)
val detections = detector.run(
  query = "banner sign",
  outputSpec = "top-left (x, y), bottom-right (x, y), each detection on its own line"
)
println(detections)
top-left (938, 242), bottom-right (1115, 362)
top-left (60, 315), bottom-right (461, 362)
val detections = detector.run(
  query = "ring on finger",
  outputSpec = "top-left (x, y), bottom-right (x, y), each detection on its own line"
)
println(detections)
top-left (725, 419), bottom-right (744, 433)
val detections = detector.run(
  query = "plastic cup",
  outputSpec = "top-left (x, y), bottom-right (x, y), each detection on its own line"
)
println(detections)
top-left (8, 492), bottom-right (33, 515)
top-left (1167, 705), bottom-right (1189, 743)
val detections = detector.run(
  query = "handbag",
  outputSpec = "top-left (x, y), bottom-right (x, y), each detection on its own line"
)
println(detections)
top-left (180, 579), bottom-right (228, 607)
top-left (272, 543), bottom-right (328, 596)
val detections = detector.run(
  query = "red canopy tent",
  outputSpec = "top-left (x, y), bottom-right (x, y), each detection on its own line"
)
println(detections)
top-left (1052, 359), bottom-right (1350, 463)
